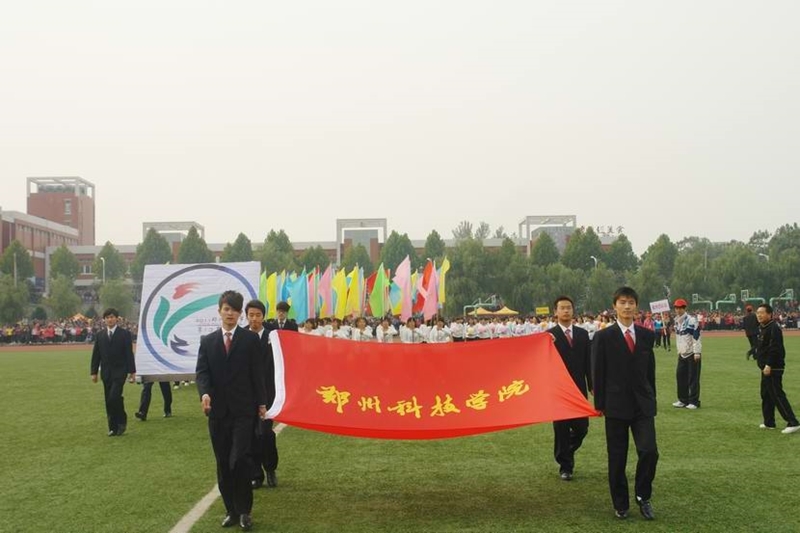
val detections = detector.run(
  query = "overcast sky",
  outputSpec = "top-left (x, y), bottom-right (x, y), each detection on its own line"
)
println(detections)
top-left (2, 1), bottom-right (798, 255)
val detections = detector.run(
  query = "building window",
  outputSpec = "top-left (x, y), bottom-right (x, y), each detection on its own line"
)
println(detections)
top-left (64, 199), bottom-right (72, 215)
top-left (82, 264), bottom-right (92, 275)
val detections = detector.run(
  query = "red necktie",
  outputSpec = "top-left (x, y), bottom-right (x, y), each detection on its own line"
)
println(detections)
top-left (565, 328), bottom-right (573, 347)
top-left (224, 331), bottom-right (232, 355)
top-left (625, 329), bottom-right (635, 353)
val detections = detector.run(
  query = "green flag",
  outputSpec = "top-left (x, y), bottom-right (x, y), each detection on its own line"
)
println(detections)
top-left (369, 263), bottom-right (388, 317)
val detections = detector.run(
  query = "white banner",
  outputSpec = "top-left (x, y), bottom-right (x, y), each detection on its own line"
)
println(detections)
top-left (649, 299), bottom-right (671, 313)
top-left (135, 262), bottom-right (260, 376)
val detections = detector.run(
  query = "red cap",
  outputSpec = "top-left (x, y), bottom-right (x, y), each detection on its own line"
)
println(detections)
top-left (673, 298), bottom-right (688, 308)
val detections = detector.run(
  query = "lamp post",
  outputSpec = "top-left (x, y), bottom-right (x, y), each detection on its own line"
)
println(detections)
top-left (13, 252), bottom-right (18, 287)
top-left (589, 255), bottom-right (598, 269)
top-left (100, 256), bottom-right (106, 284)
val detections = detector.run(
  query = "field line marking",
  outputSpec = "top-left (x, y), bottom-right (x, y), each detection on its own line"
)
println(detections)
top-left (169, 422), bottom-right (287, 533)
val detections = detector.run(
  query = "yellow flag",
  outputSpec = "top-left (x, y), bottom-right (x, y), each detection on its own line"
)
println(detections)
top-left (345, 266), bottom-right (361, 317)
top-left (266, 272), bottom-right (277, 319)
top-left (438, 257), bottom-right (450, 304)
top-left (332, 268), bottom-right (348, 320)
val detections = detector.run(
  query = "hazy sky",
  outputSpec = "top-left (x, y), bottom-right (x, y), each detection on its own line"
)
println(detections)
top-left (2, 1), bottom-right (799, 254)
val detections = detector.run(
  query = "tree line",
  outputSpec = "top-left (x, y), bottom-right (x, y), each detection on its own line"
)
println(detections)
top-left (2, 221), bottom-right (799, 321)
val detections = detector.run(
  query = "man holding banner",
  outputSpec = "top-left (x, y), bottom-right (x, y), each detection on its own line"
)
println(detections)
top-left (593, 287), bottom-right (658, 521)
top-left (548, 296), bottom-right (592, 481)
top-left (196, 291), bottom-right (267, 531)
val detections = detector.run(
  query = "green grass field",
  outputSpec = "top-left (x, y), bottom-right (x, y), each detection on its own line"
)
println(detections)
top-left (1, 337), bottom-right (799, 533)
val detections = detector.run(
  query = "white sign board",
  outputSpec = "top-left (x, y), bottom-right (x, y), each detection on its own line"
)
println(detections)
top-left (135, 262), bottom-right (260, 376)
top-left (649, 299), bottom-right (671, 313)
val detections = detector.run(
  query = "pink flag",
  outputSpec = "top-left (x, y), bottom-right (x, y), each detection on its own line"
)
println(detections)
top-left (307, 269), bottom-right (317, 320)
top-left (392, 256), bottom-right (413, 321)
top-left (318, 265), bottom-right (333, 318)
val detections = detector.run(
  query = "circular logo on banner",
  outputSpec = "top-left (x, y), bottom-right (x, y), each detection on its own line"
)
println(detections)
top-left (140, 264), bottom-right (258, 371)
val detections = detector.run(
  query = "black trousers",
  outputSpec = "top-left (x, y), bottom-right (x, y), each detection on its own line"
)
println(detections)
top-left (138, 381), bottom-right (173, 416)
top-left (604, 416), bottom-right (659, 512)
top-left (553, 417), bottom-right (589, 474)
top-left (252, 419), bottom-right (279, 481)
top-left (102, 377), bottom-right (127, 432)
top-left (746, 335), bottom-right (759, 357)
top-left (761, 371), bottom-right (799, 427)
top-left (676, 356), bottom-right (701, 406)
top-left (209, 416), bottom-right (256, 517)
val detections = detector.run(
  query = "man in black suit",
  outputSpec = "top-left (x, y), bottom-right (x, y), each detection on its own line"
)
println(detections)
top-left (245, 299), bottom-right (279, 489)
top-left (592, 287), bottom-right (658, 521)
top-left (743, 305), bottom-right (759, 360)
top-left (196, 291), bottom-right (268, 531)
top-left (548, 295), bottom-right (592, 481)
top-left (90, 308), bottom-right (136, 437)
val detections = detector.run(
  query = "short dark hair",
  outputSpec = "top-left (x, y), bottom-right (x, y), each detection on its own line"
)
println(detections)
top-left (276, 301), bottom-right (290, 312)
top-left (218, 290), bottom-right (244, 312)
top-left (553, 295), bottom-right (574, 309)
top-left (102, 308), bottom-right (119, 318)
top-left (245, 299), bottom-right (266, 316)
top-left (612, 286), bottom-right (639, 305)
top-left (758, 303), bottom-right (773, 314)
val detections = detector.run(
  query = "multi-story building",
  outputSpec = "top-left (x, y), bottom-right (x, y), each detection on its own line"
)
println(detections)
top-left (27, 177), bottom-right (96, 246)
top-left (0, 208), bottom-right (79, 282)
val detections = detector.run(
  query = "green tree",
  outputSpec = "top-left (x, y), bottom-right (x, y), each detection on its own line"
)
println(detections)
top-left (46, 275), bottom-right (81, 318)
top-left (768, 223), bottom-right (800, 259)
top-left (49, 245), bottom-right (81, 281)
top-left (423, 230), bottom-right (447, 263)
top-left (130, 228), bottom-right (173, 282)
top-left (561, 227), bottom-right (604, 272)
top-left (585, 263), bottom-right (619, 313)
top-left (443, 238), bottom-right (486, 316)
top-left (544, 264), bottom-right (586, 309)
top-left (640, 234), bottom-right (678, 281)
top-left (475, 222), bottom-right (491, 240)
top-left (177, 226), bottom-right (214, 264)
top-left (93, 241), bottom-right (127, 281)
top-left (628, 260), bottom-right (668, 307)
top-left (341, 244), bottom-right (375, 277)
top-left (220, 233), bottom-right (254, 263)
top-left (0, 240), bottom-right (34, 280)
top-left (0, 274), bottom-right (29, 322)
top-left (379, 231), bottom-right (419, 272)
top-left (99, 280), bottom-right (135, 319)
top-left (452, 220), bottom-right (473, 241)
top-left (258, 230), bottom-right (299, 274)
top-left (299, 246), bottom-right (331, 272)
top-left (529, 233), bottom-right (560, 267)
top-left (605, 234), bottom-right (639, 273)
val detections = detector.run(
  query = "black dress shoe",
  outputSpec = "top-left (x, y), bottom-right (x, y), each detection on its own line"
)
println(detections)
top-left (163, 412), bottom-right (172, 418)
top-left (116, 424), bottom-right (126, 436)
top-left (614, 509), bottom-right (628, 519)
top-left (251, 478), bottom-right (263, 489)
top-left (135, 412), bottom-right (147, 421)
top-left (221, 514), bottom-right (238, 527)
top-left (638, 499), bottom-right (655, 520)
top-left (559, 471), bottom-right (573, 481)
top-left (239, 513), bottom-right (253, 531)
top-left (266, 470), bottom-right (278, 487)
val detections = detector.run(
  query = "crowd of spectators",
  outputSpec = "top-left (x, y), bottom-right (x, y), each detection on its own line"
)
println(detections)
top-left (1, 317), bottom-right (139, 345)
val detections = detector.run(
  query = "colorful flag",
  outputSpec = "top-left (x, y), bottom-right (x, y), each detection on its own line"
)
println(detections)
top-left (413, 260), bottom-right (434, 315)
top-left (318, 265), bottom-right (333, 318)
top-left (258, 270), bottom-right (267, 305)
top-left (288, 269), bottom-right (309, 323)
top-left (266, 272), bottom-right (278, 319)
top-left (421, 263), bottom-right (439, 321)
top-left (438, 257), bottom-right (450, 304)
top-left (345, 266), bottom-right (362, 317)
top-left (369, 264), bottom-right (389, 318)
top-left (307, 269), bottom-right (317, 320)
top-left (332, 268), bottom-right (348, 320)
top-left (392, 256), bottom-right (413, 321)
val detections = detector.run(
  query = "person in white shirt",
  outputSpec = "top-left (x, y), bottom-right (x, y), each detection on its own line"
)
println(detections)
top-left (374, 318), bottom-right (398, 343)
top-left (350, 317), bottom-right (373, 342)
top-left (300, 318), bottom-right (322, 336)
top-left (428, 318), bottom-right (452, 343)
top-left (476, 318), bottom-right (491, 340)
top-left (400, 318), bottom-right (425, 344)
top-left (325, 318), bottom-right (350, 340)
top-left (449, 317), bottom-right (465, 341)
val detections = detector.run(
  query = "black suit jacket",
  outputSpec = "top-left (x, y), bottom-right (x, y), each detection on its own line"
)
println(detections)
top-left (592, 324), bottom-right (657, 419)
top-left (264, 318), bottom-right (299, 336)
top-left (195, 326), bottom-right (268, 419)
top-left (253, 329), bottom-right (276, 409)
top-left (90, 327), bottom-right (135, 381)
top-left (549, 325), bottom-right (592, 397)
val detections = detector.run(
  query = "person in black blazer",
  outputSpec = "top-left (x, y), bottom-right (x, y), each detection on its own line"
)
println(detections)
top-left (244, 299), bottom-right (278, 489)
top-left (548, 296), bottom-right (592, 481)
top-left (592, 287), bottom-right (658, 521)
top-left (90, 308), bottom-right (136, 437)
top-left (196, 291), bottom-right (268, 531)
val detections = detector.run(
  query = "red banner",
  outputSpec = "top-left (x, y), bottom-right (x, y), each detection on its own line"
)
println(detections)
top-left (267, 332), bottom-right (599, 440)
